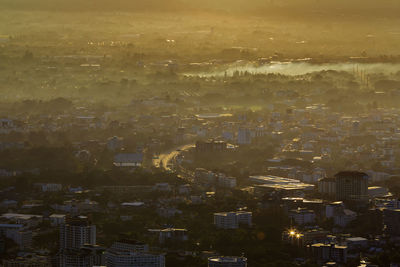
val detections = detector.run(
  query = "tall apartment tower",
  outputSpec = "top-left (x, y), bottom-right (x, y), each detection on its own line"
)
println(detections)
top-left (59, 244), bottom-right (105, 267)
top-left (60, 216), bottom-right (96, 250)
top-left (237, 128), bottom-right (252, 145)
top-left (105, 240), bottom-right (165, 267)
top-left (335, 171), bottom-right (368, 202)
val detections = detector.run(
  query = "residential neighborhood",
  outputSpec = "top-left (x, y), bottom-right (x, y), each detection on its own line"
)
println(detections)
top-left (1, 0), bottom-right (400, 266)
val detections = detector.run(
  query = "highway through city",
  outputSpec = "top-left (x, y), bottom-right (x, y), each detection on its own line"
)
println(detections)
top-left (152, 143), bottom-right (195, 171)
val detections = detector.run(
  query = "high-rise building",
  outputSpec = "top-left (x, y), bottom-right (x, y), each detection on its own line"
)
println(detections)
top-left (383, 209), bottom-right (400, 236)
top-left (105, 240), bottom-right (165, 267)
top-left (237, 128), bottom-right (251, 145)
top-left (195, 140), bottom-right (227, 153)
top-left (335, 171), bottom-right (368, 202)
top-left (208, 256), bottom-right (247, 267)
top-left (59, 244), bottom-right (105, 267)
top-left (60, 216), bottom-right (96, 250)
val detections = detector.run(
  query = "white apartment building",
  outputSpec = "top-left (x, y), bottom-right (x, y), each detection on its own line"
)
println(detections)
top-left (60, 217), bottom-right (96, 249)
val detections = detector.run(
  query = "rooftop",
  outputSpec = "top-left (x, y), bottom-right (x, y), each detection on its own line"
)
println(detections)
top-left (115, 239), bottom-right (147, 246)
top-left (114, 153), bottom-right (143, 163)
top-left (334, 171), bottom-right (368, 179)
top-left (346, 237), bottom-right (368, 242)
top-left (1, 213), bottom-right (42, 220)
top-left (208, 256), bottom-right (247, 263)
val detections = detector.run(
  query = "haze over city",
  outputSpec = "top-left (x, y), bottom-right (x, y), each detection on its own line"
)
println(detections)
top-left (0, 1), bottom-right (400, 267)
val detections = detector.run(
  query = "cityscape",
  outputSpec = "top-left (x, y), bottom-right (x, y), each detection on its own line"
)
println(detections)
top-left (1, 0), bottom-right (400, 266)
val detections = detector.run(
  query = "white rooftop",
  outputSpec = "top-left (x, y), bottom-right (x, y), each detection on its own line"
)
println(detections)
top-left (209, 256), bottom-right (247, 263)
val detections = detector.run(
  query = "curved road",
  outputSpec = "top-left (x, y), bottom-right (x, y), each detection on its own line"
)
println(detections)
top-left (152, 143), bottom-right (195, 171)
